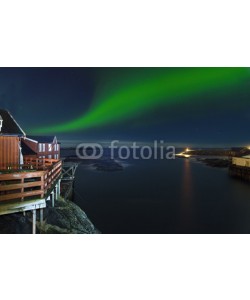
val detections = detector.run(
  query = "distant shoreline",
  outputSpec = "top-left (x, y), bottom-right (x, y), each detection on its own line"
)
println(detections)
top-left (195, 157), bottom-right (230, 168)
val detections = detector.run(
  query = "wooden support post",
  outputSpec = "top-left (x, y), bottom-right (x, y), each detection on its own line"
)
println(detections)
top-left (58, 182), bottom-right (60, 198)
top-left (56, 183), bottom-right (59, 199)
top-left (55, 185), bottom-right (57, 200)
top-left (51, 191), bottom-right (54, 207)
top-left (40, 208), bottom-right (43, 225)
top-left (32, 209), bottom-right (36, 234)
top-left (58, 179), bottom-right (61, 196)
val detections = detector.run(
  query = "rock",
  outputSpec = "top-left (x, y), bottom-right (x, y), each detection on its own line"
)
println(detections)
top-left (39, 199), bottom-right (100, 234)
top-left (93, 159), bottom-right (123, 172)
top-left (0, 213), bottom-right (31, 234)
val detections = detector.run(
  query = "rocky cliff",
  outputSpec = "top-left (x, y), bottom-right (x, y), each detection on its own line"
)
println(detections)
top-left (0, 198), bottom-right (100, 234)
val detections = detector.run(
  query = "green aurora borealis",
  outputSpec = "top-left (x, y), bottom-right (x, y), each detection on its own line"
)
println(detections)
top-left (32, 68), bottom-right (250, 134)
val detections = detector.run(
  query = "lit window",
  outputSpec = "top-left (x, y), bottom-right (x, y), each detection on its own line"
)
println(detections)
top-left (48, 144), bottom-right (52, 151)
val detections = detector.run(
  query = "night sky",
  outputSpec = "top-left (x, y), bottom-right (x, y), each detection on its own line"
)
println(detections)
top-left (0, 67), bottom-right (249, 147)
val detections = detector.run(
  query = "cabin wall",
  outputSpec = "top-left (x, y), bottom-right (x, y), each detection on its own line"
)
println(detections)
top-left (22, 139), bottom-right (60, 159)
top-left (37, 143), bottom-right (60, 159)
top-left (232, 157), bottom-right (250, 167)
top-left (0, 136), bottom-right (20, 169)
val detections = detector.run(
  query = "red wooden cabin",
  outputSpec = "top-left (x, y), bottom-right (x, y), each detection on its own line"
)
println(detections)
top-left (0, 109), bottom-right (62, 208)
top-left (0, 109), bottom-right (25, 170)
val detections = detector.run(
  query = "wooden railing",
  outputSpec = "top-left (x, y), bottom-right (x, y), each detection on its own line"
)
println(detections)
top-left (44, 160), bottom-right (62, 194)
top-left (23, 157), bottom-right (59, 170)
top-left (0, 157), bottom-right (59, 171)
top-left (0, 160), bottom-right (62, 202)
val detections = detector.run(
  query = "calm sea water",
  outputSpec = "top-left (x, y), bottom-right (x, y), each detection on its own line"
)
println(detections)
top-left (73, 157), bottom-right (250, 234)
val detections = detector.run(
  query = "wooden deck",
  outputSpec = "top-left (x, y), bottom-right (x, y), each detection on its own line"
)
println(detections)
top-left (0, 198), bottom-right (46, 216)
top-left (0, 159), bottom-right (62, 202)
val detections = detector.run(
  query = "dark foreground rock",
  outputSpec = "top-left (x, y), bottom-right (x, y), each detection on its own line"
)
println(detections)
top-left (0, 213), bottom-right (31, 234)
top-left (0, 199), bottom-right (100, 234)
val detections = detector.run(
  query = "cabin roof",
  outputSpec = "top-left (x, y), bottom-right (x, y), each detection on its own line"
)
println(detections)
top-left (0, 109), bottom-right (25, 136)
top-left (27, 135), bottom-right (57, 143)
top-left (21, 140), bottom-right (37, 155)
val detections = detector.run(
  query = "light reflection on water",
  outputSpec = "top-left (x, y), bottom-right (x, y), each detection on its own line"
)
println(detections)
top-left (179, 159), bottom-right (194, 232)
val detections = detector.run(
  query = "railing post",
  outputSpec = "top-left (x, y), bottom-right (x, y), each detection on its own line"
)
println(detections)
top-left (44, 172), bottom-right (47, 197)
top-left (21, 176), bottom-right (24, 201)
top-left (41, 174), bottom-right (44, 199)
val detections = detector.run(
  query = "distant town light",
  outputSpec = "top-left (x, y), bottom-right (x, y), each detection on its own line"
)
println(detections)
top-left (186, 148), bottom-right (190, 152)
